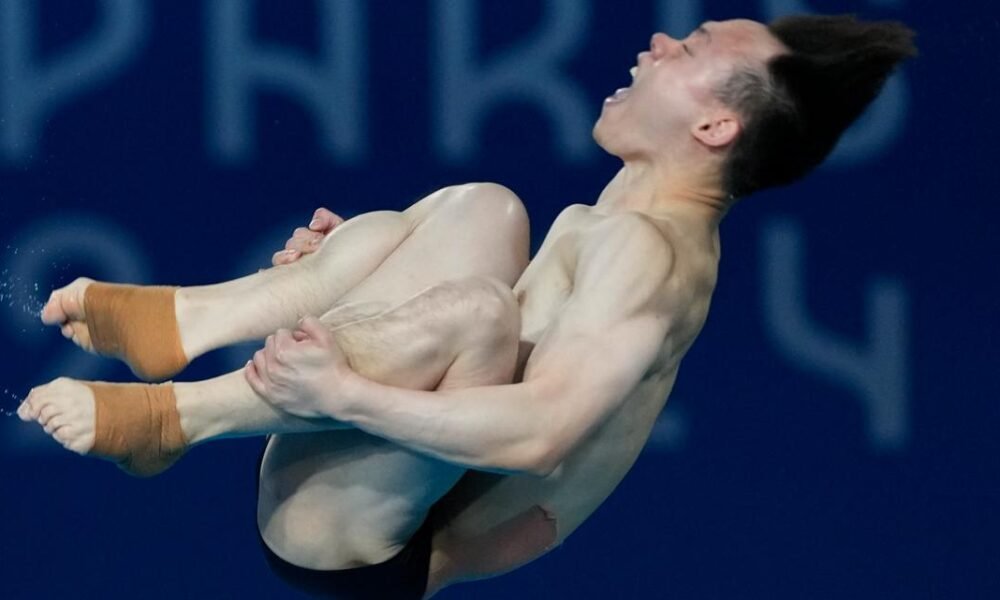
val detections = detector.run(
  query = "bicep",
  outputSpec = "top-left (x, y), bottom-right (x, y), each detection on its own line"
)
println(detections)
top-left (520, 313), bottom-right (667, 474)
top-left (527, 214), bottom-right (673, 385)
top-left (523, 222), bottom-right (674, 464)
top-left (527, 310), bottom-right (668, 439)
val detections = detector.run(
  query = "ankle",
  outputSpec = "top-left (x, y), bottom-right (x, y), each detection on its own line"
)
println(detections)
top-left (174, 288), bottom-right (214, 360)
top-left (173, 381), bottom-right (219, 446)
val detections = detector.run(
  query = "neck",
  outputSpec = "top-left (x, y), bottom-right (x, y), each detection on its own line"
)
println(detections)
top-left (595, 159), bottom-right (731, 227)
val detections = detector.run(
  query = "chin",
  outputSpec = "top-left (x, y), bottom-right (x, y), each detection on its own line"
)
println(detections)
top-left (592, 116), bottom-right (620, 157)
top-left (593, 122), bottom-right (635, 161)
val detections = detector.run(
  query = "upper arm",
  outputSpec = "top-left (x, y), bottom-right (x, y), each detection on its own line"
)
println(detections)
top-left (524, 216), bottom-right (674, 470)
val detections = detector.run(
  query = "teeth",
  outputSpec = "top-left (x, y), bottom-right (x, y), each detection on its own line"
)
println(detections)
top-left (630, 67), bottom-right (638, 80)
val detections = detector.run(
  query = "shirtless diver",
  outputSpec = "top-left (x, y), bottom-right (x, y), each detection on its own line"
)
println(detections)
top-left (19, 15), bottom-right (915, 599)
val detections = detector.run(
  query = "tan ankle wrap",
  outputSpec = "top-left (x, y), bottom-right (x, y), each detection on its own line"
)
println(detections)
top-left (84, 283), bottom-right (188, 382)
top-left (85, 382), bottom-right (188, 478)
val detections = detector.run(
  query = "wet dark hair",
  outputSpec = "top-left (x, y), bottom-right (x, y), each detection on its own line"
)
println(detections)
top-left (719, 15), bottom-right (917, 199)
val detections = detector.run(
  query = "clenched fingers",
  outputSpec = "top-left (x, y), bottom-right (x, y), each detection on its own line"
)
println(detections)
top-left (284, 227), bottom-right (324, 253)
top-left (309, 208), bottom-right (343, 233)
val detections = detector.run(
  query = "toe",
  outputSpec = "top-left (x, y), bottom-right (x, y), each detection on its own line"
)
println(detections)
top-left (41, 277), bottom-right (91, 326)
top-left (16, 401), bottom-right (30, 422)
top-left (52, 428), bottom-right (75, 451)
top-left (41, 291), bottom-right (68, 325)
top-left (23, 397), bottom-right (40, 421)
top-left (43, 417), bottom-right (63, 436)
top-left (63, 428), bottom-right (94, 455)
top-left (37, 404), bottom-right (57, 426)
top-left (68, 321), bottom-right (92, 349)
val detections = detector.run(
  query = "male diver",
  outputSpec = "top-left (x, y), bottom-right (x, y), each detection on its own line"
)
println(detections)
top-left (20, 15), bottom-right (915, 599)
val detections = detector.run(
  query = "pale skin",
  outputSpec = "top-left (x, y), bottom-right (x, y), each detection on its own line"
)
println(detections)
top-left (19, 19), bottom-right (788, 597)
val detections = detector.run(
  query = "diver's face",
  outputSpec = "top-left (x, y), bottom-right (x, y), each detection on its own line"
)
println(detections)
top-left (593, 19), bottom-right (785, 159)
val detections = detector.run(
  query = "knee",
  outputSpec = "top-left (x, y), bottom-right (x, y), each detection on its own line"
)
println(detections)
top-left (436, 183), bottom-right (530, 246)
top-left (312, 209), bottom-right (411, 262)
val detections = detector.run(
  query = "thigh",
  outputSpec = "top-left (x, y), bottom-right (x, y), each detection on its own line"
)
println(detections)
top-left (258, 277), bottom-right (520, 571)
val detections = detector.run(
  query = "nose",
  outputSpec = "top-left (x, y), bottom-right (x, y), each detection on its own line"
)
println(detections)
top-left (649, 32), bottom-right (678, 59)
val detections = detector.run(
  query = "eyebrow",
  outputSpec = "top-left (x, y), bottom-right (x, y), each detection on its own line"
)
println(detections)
top-left (683, 23), bottom-right (711, 57)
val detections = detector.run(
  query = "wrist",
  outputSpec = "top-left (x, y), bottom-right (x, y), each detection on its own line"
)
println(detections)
top-left (326, 367), bottom-right (369, 421)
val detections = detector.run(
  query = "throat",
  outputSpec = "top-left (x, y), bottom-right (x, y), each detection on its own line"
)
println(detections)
top-left (597, 167), bottom-right (728, 225)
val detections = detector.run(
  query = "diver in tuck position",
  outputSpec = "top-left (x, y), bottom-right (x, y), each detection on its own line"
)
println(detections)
top-left (20, 15), bottom-right (914, 599)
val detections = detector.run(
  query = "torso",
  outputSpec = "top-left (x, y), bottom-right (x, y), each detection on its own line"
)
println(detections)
top-left (430, 203), bottom-right (720, 582)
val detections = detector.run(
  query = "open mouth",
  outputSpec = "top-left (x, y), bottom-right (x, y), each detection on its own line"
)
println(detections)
top-left (605, 67), bottom-right (639, 104)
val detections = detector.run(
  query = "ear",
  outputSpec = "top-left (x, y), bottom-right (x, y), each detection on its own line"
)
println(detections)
top-left (691, 114), bottom-right (741, 148)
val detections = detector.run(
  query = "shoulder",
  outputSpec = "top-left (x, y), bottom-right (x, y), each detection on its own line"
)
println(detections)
top-left (564, 213), bottom-right (677, 324)
top-left (549, 203), bottom-right (591, 230)
top-left (596, 211), bottom-right (669, 242)
top-left (579, 212), bottom-right (674, 283)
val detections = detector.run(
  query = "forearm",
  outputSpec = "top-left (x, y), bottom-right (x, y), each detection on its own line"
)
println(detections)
top-left (337, 376), bottom-right (551, 475)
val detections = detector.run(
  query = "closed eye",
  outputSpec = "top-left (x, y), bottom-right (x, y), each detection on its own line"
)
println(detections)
top-left (682, 43), bottom-right (693, 57)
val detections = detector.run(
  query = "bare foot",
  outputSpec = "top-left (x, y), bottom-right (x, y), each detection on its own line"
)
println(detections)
top-left (17, 377), bottom-right (96, 455)
top-left (40, 277), bottom-right (96, 352)
top-left (41, 278), bottom-right (188, 382)
top-left (18, 378), bottom-right (188, 476)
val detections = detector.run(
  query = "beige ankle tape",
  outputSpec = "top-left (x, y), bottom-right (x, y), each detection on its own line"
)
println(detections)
top-left (84, 283), bottom-right (188, 382)
top-left (86, 382), bottom-right (188, 478)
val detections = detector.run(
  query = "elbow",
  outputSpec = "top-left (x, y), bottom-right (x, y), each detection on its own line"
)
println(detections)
top-left (518, 439), bottom-right (566, 478)
top-left (525, 458), bottom-right (560, 479)
top-left (482, 439), bottom-right (562, 478)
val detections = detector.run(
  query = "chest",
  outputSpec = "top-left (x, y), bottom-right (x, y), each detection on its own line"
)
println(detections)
top-left (513, 207), bottom-right (604, 344)
top-left (513, 232), bottom-right (578, 343)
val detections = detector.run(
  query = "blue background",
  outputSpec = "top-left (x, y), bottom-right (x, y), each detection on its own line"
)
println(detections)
top-left (1, 1), bottom-right (997, 598)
